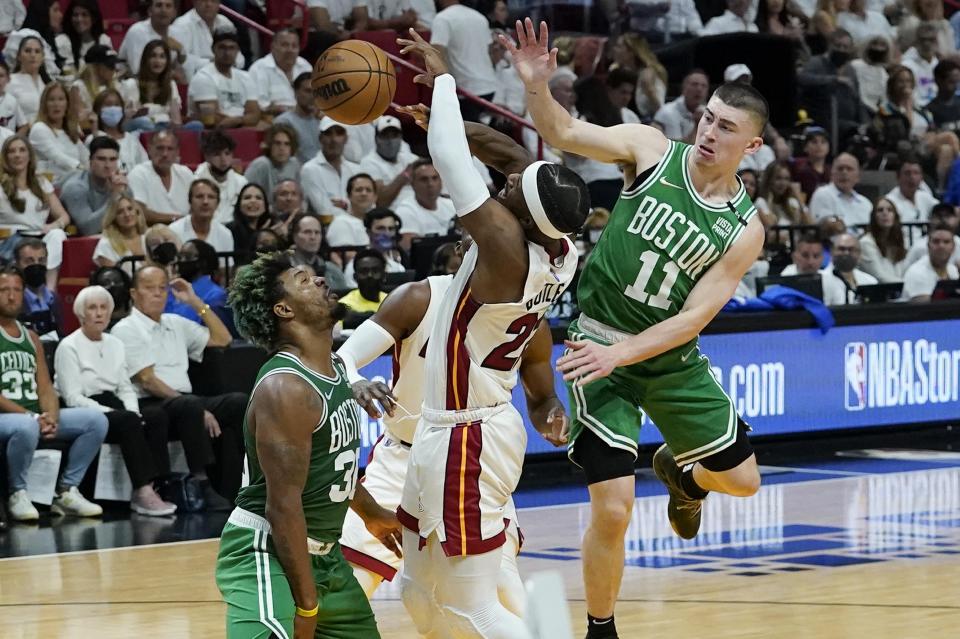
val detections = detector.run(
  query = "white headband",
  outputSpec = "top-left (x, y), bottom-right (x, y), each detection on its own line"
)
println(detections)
top-left (521, 161), bottom-right (567, 240)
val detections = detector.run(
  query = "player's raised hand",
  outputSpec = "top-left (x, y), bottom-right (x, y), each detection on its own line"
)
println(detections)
top-left (557, 339), bottom-right (619, 385)
top-left (351, 379), bottom-right (397, 419)
top-left (500, 18), bottom-right (557, 87)
top-left (397, 28), bottom-right (448, 87)
top-left (396, 103), bottom-right (430, 131)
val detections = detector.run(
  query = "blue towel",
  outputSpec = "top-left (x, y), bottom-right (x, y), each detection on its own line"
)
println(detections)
top-left (722, 285), bottom-right (835, 333)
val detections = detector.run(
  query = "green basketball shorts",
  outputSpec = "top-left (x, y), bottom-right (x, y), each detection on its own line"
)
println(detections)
top-left (566, 315), bottom-right (740, 469)
top-left (215, 511), bottom-right (380, 639)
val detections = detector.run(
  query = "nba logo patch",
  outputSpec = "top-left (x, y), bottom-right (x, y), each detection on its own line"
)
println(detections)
top-left (844, 342), bottom-right (867, 411)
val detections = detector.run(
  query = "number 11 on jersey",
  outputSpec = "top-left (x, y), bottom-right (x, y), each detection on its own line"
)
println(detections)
top-left (624, 249), bottom-right (679, 310)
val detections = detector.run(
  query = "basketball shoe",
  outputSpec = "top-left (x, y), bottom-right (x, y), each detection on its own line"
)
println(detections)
top-left (652, 444), bottom-right (702, 539)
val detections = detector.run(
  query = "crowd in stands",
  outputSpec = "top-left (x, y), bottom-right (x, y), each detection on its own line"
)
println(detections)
top-left (0, 0), bottom-right (958, 526)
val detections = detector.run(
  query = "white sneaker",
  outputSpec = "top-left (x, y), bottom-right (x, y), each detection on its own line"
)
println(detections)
top-left (51, 486), bottom-right (103, 518)
top-left (7, 490), bottom-right (39, 522)
top-left (130, 490), bottom-right (177, 517)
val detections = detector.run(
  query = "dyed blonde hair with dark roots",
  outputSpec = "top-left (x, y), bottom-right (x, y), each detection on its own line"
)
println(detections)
top-left (228, 251), bottom-right (294, 350)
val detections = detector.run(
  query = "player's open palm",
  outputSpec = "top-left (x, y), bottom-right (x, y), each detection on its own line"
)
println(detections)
top-left (557, 339), bottom-right (619, 385)
top-left (500, 18), bottom-right (558, 86)
top-left (294, 613), bottom-right (318, 639)
top-left (397, 28), bottom-right (447, 87)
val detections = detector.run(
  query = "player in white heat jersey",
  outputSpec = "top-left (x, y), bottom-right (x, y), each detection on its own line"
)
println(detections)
top-left (336, 269), bottom-right (566, 611)
top-left (393, 30), bottom-right (591, 639)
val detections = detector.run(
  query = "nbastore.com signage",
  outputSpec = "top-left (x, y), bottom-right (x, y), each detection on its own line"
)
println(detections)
top-left (356, 319), bottom-right (960, 464)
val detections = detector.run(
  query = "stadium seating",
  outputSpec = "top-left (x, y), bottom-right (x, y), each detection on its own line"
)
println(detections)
top-left (58, 236), bottom-right (100, 334)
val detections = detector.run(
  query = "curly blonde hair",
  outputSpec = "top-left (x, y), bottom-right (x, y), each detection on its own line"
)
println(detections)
top-left (102, 195), bottom-right (147, 257)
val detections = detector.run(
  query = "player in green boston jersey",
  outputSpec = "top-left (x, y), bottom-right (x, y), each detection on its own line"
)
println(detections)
top-left (216, 251), bottom-right (402, 639)
top-left (506, 19), bottom-right (767, 639)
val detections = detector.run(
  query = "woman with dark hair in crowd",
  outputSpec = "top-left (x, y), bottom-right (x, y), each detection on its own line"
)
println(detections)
top-left (8, 36), bottom-right (52, 123)
top-left (89, 88), bottom-right (149, 173)
top-left (858, 197), bottom-right (908, 282)
top-left (757, 160), bottom-right (813, 228)
top-left (57, 0), bottom-right (112, 76)
top-left (251, 228), bottom-right (283, 254)
top-left (90, 265), bottom-right (132, 326)
top-left (606, 33), bottom-right (667, 119)
top-left (431, 241), bottom-right (462, 276)
top-left (29, 82), bottom-right (88, 182)
top-left (166, 239), bottom-right (234, 332)
top-left (119, 39), bottom-right (185, 132)
top-left (55, 285), bottom-right (177, 517)
top-left (874, 66), bottom-right (933, 157)
top-left (226, 183), bottom-right (272, 265)
top-left (94, 195), bottom-right (147, 273)
top-left (20, 0), bottom-right (65, 74)
top-left (243, 123), bottom-right (302, 198)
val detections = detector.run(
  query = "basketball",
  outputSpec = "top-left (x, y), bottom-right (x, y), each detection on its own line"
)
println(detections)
top-left (312, 40), bottom-right (397, 125)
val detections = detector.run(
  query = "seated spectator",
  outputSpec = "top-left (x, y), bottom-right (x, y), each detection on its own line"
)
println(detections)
top-left (307, 0), bottom-right (369, 37)
top-left (119, 39), bottom-right (187, 133)
top-left (367, 0), bottom-right (419, 30)
top-left (902, 223), bottom-right (959, 301)
top-left (170, 0), bottom-right (245, 77)
top-left (702, 0), bottom-right (759, 36)
top-left (340, 248), bottom-right (388, 327)
top-left (629, 0), bottom-right (702, 42)
top-left (791, 125), bottom-right (832, 202)
top-left (243, 123), bottom-right (302, 198)
top-left (342, 121), bottom-right (378, 165)
top-left (809, 152), bottom-right (873, 226)
top-left (798, 29), bottom-right (866, 144)
top-left (653, 70), bottom-right (708, 142)
top-left (903, 202), bottom-right (960, 269)
top-left (780, 231), bottom-right (847, 302)
top-left (885, 157), bottom-right (937, 222)
top-left (7, 35), bottom-right (52, 123)
top-left (873, 66), bottom-right (933, 159)
top-left (301, 117), bottom-right (360, 216)
top-left (275, 72), bottom-right (321, 164)
top-left (359, 115), bottom-right (418, 208)
top-left (187, 30), bottom-right (259, 130)
top-left (55, 285), bottom-right (176, 516)
top-left (829, 232), bottom-right (878, 303)
top-left (118, 0), bottom-right (186, 80)
top-left (926, 60), bottom-right (960, 132)
top-left (523, 74), bottom-right (576, 164)
top-left (0, 136), bottom-right (70, 286)
top-left (431, 241), bottom-right (462, 275)
top-left (837, 0), bottom-right (895, 48)
top-left (19, 0), bottom-right (62, 75)
top-left (93, 195), bottom-right (147, 272)
top-left (898, 0), bottom-right (955, 57)
top-left (487, 29), bottom-right (526, 127)
top-left (227, 183), bottom-right (272, 265)
top-left (69, 44), bottom-right (117, 132)
top-left (248, 28), bottom-right (312, 118)
top-left (0, 265), bottom-right (107, 522)
top-left (195, 129), bottom-right (247, 225)
top-left (850, 36), bottom-right (891, 114)
top-left (128, 130), bottom-right (195, 224)
top-left (0, 1), bottom-right (26, 37)
top-left (394, 158), bottom-right (456, 246)
top-left (143, 223), bottom-right (182, 272)
top-left (111, 266), bottom-right (243, 507)
top-left (858, 197), bottom-right (908, 282)
top-left (169, 179), bottom-right (235, 254)
top-left (739, 167), bottom-right (759, 201)
top-left (343, 207), bottom-right (407, 283)
top-left (89, 89), bottom-right (149, 173)
top-left (606, 68), bottom-right (641, 125)
top-left (28, 83), bottom-right (88, 184)
top-left (0, 60), bottom-right (27, 134)
top-left (91, 266), bottom-right (132, 327)
top-left (607, 34), bottom-right (667, 120)
top-left (901, 22), bottom-right (939, 107)
top-left (14, 237), bottom-right (63, 339)
top-left (756, 160), bottom-right (814, 237)
top-left (327, 173), bottom-right (376, 248)
top-left (166, 239), bottom-right (231, 330)
top-left (287, 213), bottom-right (348, 290)
top-left (56, 0), bottom-right (113, 77)
top-left (252, 228), bottom-right (283, 254)
top-left (59, 136), bottom-right (128, 236)
top-left (271, 178), bottom-right (306, 237)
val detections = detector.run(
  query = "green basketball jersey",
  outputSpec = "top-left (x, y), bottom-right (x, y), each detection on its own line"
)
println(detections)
top-left (0, 321), bottom-right (40, 413)
top-left (235, 351), bottom-right (364, 543)
top-left (578, 140), bottom-right (758, 341)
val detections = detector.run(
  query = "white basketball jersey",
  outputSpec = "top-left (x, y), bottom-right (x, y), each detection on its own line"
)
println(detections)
top-left (383, 275), bottom-right (452, 443)
top-left (423, 237), bottom-right (577, 412)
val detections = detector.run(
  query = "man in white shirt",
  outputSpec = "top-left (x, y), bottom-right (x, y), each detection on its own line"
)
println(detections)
top-left (359, 115), bottom-right (419, 207)
top-left (128, 130), bottom-right (195, 224)
top-left (111, 265), bottom-right (244, 509)
top-left (837, 4), bottom-right (896, 48)
top-left (901, 22), bottom-right (940, 107)
top-left (248, 28), bottom-right (312, 117)
top-left (702, 0), bottom-right (758, 36)
top-left (275, 72), bottom-right (322, 164)
top-left (194, 129), bottom-right (247, 225)
top-left (780, 232), bottom-right (848, 303)
top-left (168, 179), bottom-right (236, 254)
top-left (809, 153), bottom-right (873, 226)
top-left (430, 0), bottom-right (499, 121)
top-left (272, 179), bottom-right (306, 232)
top-left (169, 0), bottom-right (245, 77)
top-left (366, 0), bottom-right (418, 30)
top-left (307, 0), bottom-right (369, 35)
top-left (827, 232), bottom-right (878, 304)
top-left (653, 70), bottom-right (708, 141)
top-left (301, 117), bottom-right (361, 216)
top-left (903, 203), bottom-right (960, 269)
top-left (394, 158), bottom-right (456, 245)
top-left (118, 0), bottom-right (187, 79)
top-left (902, 225), bottom-right (959, 301)
top-left (885, 158), bottom-right (938, 223)
top-left (187, 30), bottom-right (259, 129)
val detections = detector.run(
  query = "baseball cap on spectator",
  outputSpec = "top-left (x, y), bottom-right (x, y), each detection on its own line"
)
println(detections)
top-left (320, 116), bottom-right (346, 133)
top-left (803, 125), bottom-right (828, 143)
top-left (84, 44), bottom-right (118, 68)
top-left (374, 115), bottom-right (402, 133)
top-left (723, 63), bottom-right (752, 83)
top-left (212, 28), bottom-right (240, 46)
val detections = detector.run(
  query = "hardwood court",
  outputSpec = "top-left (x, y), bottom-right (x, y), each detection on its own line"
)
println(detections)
top-left (3, 463), bottom-right (960, 638)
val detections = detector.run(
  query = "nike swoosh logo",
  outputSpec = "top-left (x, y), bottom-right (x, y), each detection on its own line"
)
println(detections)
top-left (660, 177), bottom-right (684, 190)
top-left (323, 386), bottom-right (335, 401)
top-left (680, 345), bottom-right (698, 362)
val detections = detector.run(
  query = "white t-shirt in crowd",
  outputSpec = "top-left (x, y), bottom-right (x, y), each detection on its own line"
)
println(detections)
top-left (903, 235), bottom-right (960, 270)
top-left (837, 10), bottom-right (896, 47)
top-left (0, 92), bottom-right (25, 130)
top-left (884, 186), bottom-right (937, 223)
top-left (701, 10), bottom-right (759, 36)
top-left (326, 214), bottom-right (369, 247)
top-left (168, 215), bottom-right (236, 253)
top-left (394, 196), bottom-right (456, 237)
top-left (188, 63), bottom-right (258, 119)
top-left (306, 0), bottom-right (367, 28)
top-left (901, 258), bottom-right (959, 300)
top-left (653, 96), bottom-right (700, 141)
top-left (93, 235), bottom-right (146, 266)
top-left (54, 32), bottom-right (113, 74)
top-left (194, 163), bottom-right (248, 225)
top-left (248, 53), bottom-right (312, 110)
top-left (0, 176), bottom-right (53, 231)
top-left (430, 4), bottom-right (499, 97)
top-left (901, 47), bottom-right (938, 107)
top-left (409, 0), bottom-right (435, 27)
top-left (300, 153), bottom-right (361, 215)
top-left (7, 72), bottom-right (43, 123)
top-left (128, 161), bottom-right (195, 217)
top-left (368, 0), bottom-right (411, 21)
top-left (28, 122), bottom-right (89, 182)
top-left (170, 9), bottom-right (245, 76)
top-left (119, 78), bottom-right (182, 126)
top-left (90, 131), bottom-right (149, 174)
top-left (809, 183), bottom-right (874, 226)
top-left (358, 148), bottom-right (419, 203)
top-left (54, 330), bottom-right (140, 413)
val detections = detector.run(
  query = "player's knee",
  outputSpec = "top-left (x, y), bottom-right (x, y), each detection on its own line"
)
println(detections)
top-left (729, 469), bottom-right (761, 497)
top-left (590, 496), bottom-right (633, 534)
top-left (400, 574), bottom-right (435, 632)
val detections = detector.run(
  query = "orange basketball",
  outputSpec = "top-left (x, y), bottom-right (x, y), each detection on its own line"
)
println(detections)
top-left (312, 40), bottom-right (397, 125)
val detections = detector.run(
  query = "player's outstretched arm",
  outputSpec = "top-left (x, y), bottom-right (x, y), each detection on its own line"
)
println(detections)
top-left (254, 375), bottom-right (322, 631)
top-left (350, 483), bottom-right (403, 558)
top-left (520, 321), bottom-right (569, 447)
top-left (502, 18), bottom-right (668, 169)
top-left (558, 219), bottom-right (765, 384)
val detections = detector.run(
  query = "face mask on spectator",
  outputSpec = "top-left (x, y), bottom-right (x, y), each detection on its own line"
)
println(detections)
top-left (866, 48), bottom-right (887, 64)
top-left (176, 259), bottom-right (200, 281)
top-left (376, 137), bottom-right (402, 161)
top-left (829, 51), bottom-right (851, 68)
top-left (22, 264), bottom-right (46, 288)
top-left (371, 231), bottom-right (394, 252)
top-left (151, 242), bottom-right (178, 265)
top-left (833, 254), bottom-right (857, 272)
top-left (100, 106), bottom-right (123, 128)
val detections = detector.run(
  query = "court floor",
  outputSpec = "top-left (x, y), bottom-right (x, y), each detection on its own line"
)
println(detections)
top-left (2, 452), bottom-right (960, 638)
